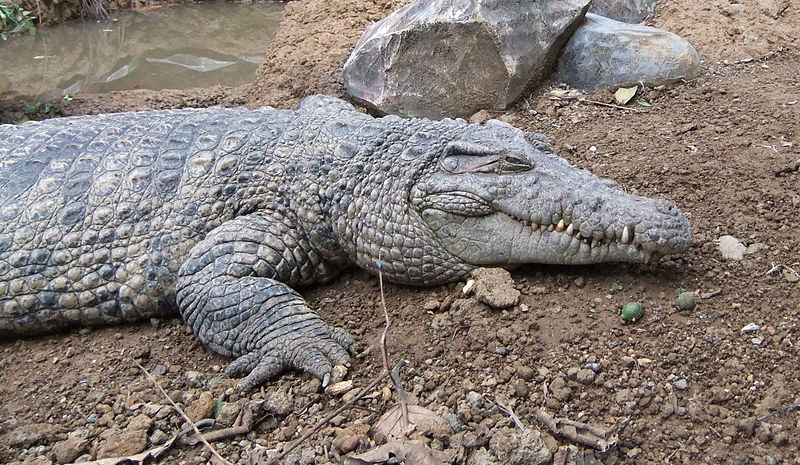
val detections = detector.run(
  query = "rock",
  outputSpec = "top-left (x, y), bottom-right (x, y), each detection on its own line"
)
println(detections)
top-left (344, 0), bottom-right (591, 119)
top-left (217, 400), bottom-right (244, 426)
top-left (740, 323), bottom-right (760, 334)
top-left (466, 391), bottom-right (483, 408)
top-left (149, 429), bottom-right (170, 446)
top-left (186, 392), bottom-right (217, 422)
top-left (512, 381), bottom-right (529, 398)
top-left (673, 378), bottom-right (688, 390)
top-left (442, 410), bottom-right (464, 432)
top-left (489, 427), bottom-right (552, 465)
top-left (96, 428), bottom-right (148, 459)
top-left (52, 436), bottom-right (89, 464)
top-left (9, 423), bottom-right (65, 447)
top-left (471, 268), bottom-right (520, 309)
top-left (589, 0), bottom-right (660, 23)
top-left (558, 13), bottom-right (701, 93)
top-left (516, 365), bottom-right (535, 381)
top-left (576, 368), bottom-right (596, 384)
top-left (718, 235), bottom-right (747, 260)
top-left (185, 370), bottom-right (204, 387)
top-left (127, 413), bottom-right (153, 433)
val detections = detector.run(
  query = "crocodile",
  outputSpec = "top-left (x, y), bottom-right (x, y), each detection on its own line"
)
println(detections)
top-left (0, 95), bottom-right (692, 389)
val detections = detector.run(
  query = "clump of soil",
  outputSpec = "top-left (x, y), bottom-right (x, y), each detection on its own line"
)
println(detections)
top-left (1, 0), bottom-right (799, 464)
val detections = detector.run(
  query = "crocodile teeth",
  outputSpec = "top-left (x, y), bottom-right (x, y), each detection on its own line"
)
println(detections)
top-left (531, 223), bottom-right (539, 232)
top-left (547, 224), bottom-right (555, 232)
top-left (555, 219), bottom-right (566, 232)
top-left (591, 238), bottom-right (600, 248)
top-left (621, 226), bottom-right (631, 244)
top-left (565, 223), bottom-right (574, 235)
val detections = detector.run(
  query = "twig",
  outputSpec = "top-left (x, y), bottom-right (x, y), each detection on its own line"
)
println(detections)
top-left (757, 402), bottom-right (800, 421)
top-left (267, 368), bottom-right (392, 464)
top-left (181, 400), bottom-right (266, 445)
top-left (376, 260), bottom-right (391, 373)
top-left (533, 410), bottom-right (616, 452)
top-left (578, 98), bottom-right (642, 112)
top-left (134, 360), bottom-right (234, 465)
top-left (489, 397), bottom-right (525, 432)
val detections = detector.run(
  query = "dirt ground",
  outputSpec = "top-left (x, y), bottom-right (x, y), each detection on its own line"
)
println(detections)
top-left (1, 0), bottom-right (799, 464)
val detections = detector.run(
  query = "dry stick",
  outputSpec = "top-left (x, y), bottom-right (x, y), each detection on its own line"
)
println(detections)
top-left (578, 98), bottom-right (642, 112)
top-left (377, 261), bottom-right (391, 373)
top-left (492, 398), bottom-right (526, 432)
top-left (267, 368), bottom-right (391, 464)
top-left (134, 360), bottom-right (234, 465)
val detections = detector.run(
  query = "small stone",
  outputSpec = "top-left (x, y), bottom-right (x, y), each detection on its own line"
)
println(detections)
top-left (152, 364), bottom-right (167, 376)
top-left (9, 423), bottom-right (64, 447)
top-left (494, 346), bottom-right (508, 356)
top-left (53, 436), bottom-right (89, 464)
top-left (442, 411), bottom-right (464, 432)
top-left (741, 323), bottom-right (760, 334)
top-left (339, 435), bottom-right (361, 453)
top-left (471, 268), bottom-right (520, 309)
top-left (512, 381), bottom-right (529, 398)
top-left (466, 391), bottom-right (483, 408)
top-left (676, 292), bottom-right (696, 311)
top-left (186, 393), bottom-right (216, 422)
top-left (217, 400), bottom-right (244, 426)
top-left (149, 429), bottom-right (169, 446)
top-left (130, 347), bottom-right (151, 359)
top-left (422, 299), bottom-right (440, 311)
top-left (718, 235), bottom-right (747, 260)
top-left (576, 368), bottom-right (596, 384)
top-left (97, 429), bottom-right (148, 459)
top-left (673, 379), bottom-right (688, 390)
top-left (573, 276), bottom-right (586, 288)
top-left (489, 427), bottom-right (551, 465)
top-left (516, 365), bottom-right (535, 381)
top-left (185, 371), bottom-right (204, 387)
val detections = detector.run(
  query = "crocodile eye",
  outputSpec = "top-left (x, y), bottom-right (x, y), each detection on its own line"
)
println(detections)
top-left (498, 155), bottom-right (533, 174)
top-left (440, 142), bottom-right (533, 175)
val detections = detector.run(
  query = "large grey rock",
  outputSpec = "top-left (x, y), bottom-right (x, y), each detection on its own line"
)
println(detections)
top-left (344, 0), bottom-right (590, 119)
top-left (558, 13), bottom-right (701, 93)
top-left (589, 0), bottom-right (660, 23)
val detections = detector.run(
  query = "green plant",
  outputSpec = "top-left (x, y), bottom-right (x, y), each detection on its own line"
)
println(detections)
top-left (0, 1), bottom-right (36, 40)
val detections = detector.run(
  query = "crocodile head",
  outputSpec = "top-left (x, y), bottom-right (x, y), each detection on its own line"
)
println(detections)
top-left (410, 120), bottom-right (693, 267)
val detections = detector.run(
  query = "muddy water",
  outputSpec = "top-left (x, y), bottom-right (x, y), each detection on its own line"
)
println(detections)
top-left (0, 2), bottom-right (284, 99)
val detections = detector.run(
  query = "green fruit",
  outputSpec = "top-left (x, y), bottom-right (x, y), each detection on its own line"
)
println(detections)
top-left (620, 302), bottom-right (644, 322)
top-left (676, 292), bottom-right (696, 311)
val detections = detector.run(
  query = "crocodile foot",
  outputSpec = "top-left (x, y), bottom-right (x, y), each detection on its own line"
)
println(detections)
top-left (225, 323), bottom-right (353, 392)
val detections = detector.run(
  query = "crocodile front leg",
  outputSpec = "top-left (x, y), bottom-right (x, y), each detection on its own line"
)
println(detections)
top-left (175, 209), bottom-right (352, 391)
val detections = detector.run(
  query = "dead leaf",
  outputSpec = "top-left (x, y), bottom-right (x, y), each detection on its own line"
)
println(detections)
top-left (374, 404), bottom-right (449, 441)
top-left (614, 86), bottom-right (638, 105)
top-left (342, 440), bottom-right (446, 465)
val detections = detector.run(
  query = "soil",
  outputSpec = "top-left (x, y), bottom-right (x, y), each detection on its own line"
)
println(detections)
top-left (1, 0), bottom-right (799, 464)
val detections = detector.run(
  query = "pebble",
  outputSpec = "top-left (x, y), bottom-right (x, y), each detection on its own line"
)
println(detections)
top-left (152, 364), bottom-right (168, 376)
top-left (52, 436), bottom-right (89, 464)
top-left (442, 411), bottom-right (464, 432)
top-left (186, 393), bottom-right (216, 422)
top-left (673, 378), bottom-right (688, 390)
top-left (576, 368), bottom-right (596, 384)
top-left (185, 371), bottom-right (204, 387)
top-left (741, 323), bottom-right (760, 333)
top-left (718, 235), bottom-right (746, 260)
top-left (512, 381), bottom-right (529, 398)
top-left (149, 429), bottom-right (170, 446)
top-left (466, 391), bottom-right (483, 408)
top-left (516, 365), bottom-right (535, 380)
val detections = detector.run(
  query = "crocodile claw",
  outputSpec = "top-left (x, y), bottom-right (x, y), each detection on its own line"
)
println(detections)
top-left (226, 323), bottom-right (353, 392)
